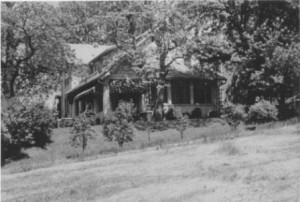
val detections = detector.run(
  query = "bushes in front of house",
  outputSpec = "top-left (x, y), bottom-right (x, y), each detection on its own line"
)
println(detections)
top-left (247, 100), bottom-right (278, 124)
top-left (222, 99), bottom-right (281, 129)
top-left (222, 102), bottom-right (247, 131)
top-left (165, 107), bottom-right (201, 120)
top-left (190, 107), bottom-right (202, 119)
top-left (1, 125), bottom-right (24, 164)
top-left (165, 108), bottom-right (176, 120)
top-left (103, 100), bottom-right (134, 147)
top-left (173, 108), bottom-right (189, 140)
top-left (69, 113), bottom-right (95, 155)
top-left (2, 99), bottom-right (55, 163)
top-left (3, 99), bottom-right (55, 148)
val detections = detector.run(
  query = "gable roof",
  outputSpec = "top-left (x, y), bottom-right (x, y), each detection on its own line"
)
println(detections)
top-left (67, 44), bottom-right (116, 65)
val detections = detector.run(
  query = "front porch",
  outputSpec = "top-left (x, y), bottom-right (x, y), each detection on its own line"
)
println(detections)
top-left (64, 77), bottom-right (222, 123)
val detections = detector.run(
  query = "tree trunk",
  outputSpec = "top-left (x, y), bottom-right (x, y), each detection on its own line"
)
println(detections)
top-left (9, 75), bottom-right (16, 98)
top-left (152, 84), bottom-right (165, 121)
top-left (151, 43), bottom-right (168, 121)
top-left (147, 129), bottom-right (151, 142)
top-left (180, 131), bottom-right (183, 140)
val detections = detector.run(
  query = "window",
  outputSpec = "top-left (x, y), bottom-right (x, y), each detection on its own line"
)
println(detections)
top-left (171, 80), bottom-right (190, 104)
top-left (194, 81), bottom-right (212, 104)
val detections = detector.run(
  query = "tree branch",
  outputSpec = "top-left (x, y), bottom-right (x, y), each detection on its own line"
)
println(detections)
top-left (165, 55), bottom-right (183, 68)
top-left (16, 30), bottom-right (36, 66)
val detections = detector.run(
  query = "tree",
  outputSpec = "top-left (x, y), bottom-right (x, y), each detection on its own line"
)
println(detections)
top-left (70, 113), bottom-right (95, 155)
top-left (222, 102), bottom-right (246, 131)
top-left (103, 100), bottom-right (134, 147)
top-left (174, 108), bottom-right (189, 140)
top-left (2, 98), bottom-right (55, 163)
top-left (1, 2), bottom-right (68, 99)
top-left (109, 1), bottom-right (230, 120)
top-left (223, 0), bottom-right (299, 114)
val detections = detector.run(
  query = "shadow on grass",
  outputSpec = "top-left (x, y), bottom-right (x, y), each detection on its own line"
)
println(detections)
top-left (1, 147), bottom-right (29, 166)
top-left (1, 136), bottom-right (53, 166)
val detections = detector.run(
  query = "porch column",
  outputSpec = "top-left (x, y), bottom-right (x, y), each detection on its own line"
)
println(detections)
top-left (78, 100), bottom-right (82, 114)
top-left (68, 102), bottom-right (72, 117)
top-left (190, 81), bottom-right (194, 104)
top-left (72, 101), bottom-right (75, 117)
top-left (93, 97), bottom-right (98, 113)
top-left (103, 81), bottom-right (111, 115)
top-left (167, 81), bottom-right (172, 105)
top-left (140, 94), bottom-right (146, 112)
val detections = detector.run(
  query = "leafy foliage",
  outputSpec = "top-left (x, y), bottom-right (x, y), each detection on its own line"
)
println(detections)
top-left (190, 108), bottom-right (202, 119)
top-left (165, 108), bottom-right (176, 120)
top-left (103, 100), bottom-right (134, 147)
top-left (223, 102), bottom-right (246, 131)
top-left (110, 78), bottom-right (154, 94)
top-left (3, 99), bottom-right (55, 149)
top-left (224, 0), bottom-right (299, 109)
top-left (1, 124), bottom-right (25, 164)
top-left (247, 100), bottom-right (278, 124)
top-left (70, 113), bottom-right (95, 154)
top-left (1, 2), bottom-right (69, 98)
top-left (174, 108), bottom-right (189, 140)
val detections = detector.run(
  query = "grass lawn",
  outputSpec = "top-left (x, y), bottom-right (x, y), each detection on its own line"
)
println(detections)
top-left (2, 118), bottom-right (232, 174)
top-left (2, 122), bottom-right (300, 201)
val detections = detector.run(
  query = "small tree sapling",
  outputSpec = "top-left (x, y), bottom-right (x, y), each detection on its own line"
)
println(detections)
top-left (103, 100), bottom-right (134, 147)
top-left (70, 113), bottom-right (95, 155)
top-left (174, 108), bottom-right (189, 140)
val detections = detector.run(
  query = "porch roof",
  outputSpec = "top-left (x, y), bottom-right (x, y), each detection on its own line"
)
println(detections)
top-left (66, 72), bottom-right (100, 95)
top-left (167, 68), bottom-right (226, 80)
top-left (74, 87), bottom-right (95, 100)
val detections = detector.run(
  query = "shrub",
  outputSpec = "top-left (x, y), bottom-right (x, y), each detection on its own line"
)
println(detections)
top-left (223, 102), bottom-right (246, 131)
top-left (209, 110), bottom-right (218, 118)
top-left (70, 113), bottom-right (95, 154)
top-left (183, 112), bottom-right (191, 118)
top-left (190, 108), bottom-right (202, 119)
top-left (1, 126), bottom-right (20, 164)
top-left (247, 100), bottom-right (278, 124)
top-left (165, 108), bottom-right (176, 120)
top-left (174, 108), bottom-right (189, 140)
top-left (3, 99), bottom-right (55, 148)
top-left (103, 100), bottom-right (134, 147)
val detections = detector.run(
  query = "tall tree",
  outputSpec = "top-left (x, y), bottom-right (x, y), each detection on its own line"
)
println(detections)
top-left (1, 2), bottom-right (68, 99)
top-left (223, 0), bottom-right (299, 108)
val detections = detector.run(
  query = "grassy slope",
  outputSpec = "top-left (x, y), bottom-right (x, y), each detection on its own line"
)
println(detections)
top-left (2, 123), bottom-right (300, 202)
top-left (2, 119), bottom-right (231, 174)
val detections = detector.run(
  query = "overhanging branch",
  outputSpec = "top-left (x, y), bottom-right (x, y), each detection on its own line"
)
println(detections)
top-left (165, 56), bottom-right (183, 68)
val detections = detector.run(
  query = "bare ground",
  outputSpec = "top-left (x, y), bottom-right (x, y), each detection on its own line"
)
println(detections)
top-left (2, 124), bottom-right (300, 202)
